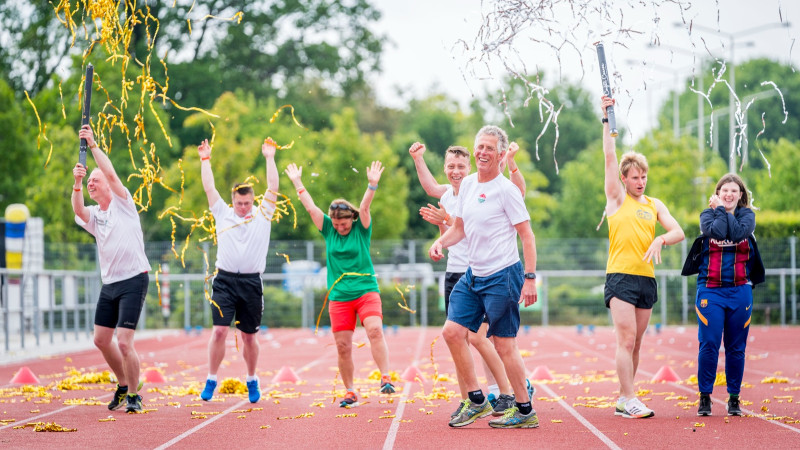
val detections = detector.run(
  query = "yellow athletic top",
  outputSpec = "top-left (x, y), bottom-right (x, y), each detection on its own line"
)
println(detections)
top-left (606, 194), bottom-right (657, 278)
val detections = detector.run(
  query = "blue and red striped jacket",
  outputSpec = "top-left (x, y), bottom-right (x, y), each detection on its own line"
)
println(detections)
top-left (681, 206), bottom-right (764, 288)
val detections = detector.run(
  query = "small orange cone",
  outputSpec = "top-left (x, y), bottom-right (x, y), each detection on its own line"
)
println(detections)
top-left (400, 365), bottom-right (425, 382)
top-left (142, 367), bottom-right (166, 383)
top-left (652, 365), bottom-right (681, 382)
top-left (271, 366), bottom-right (301, 384)
top-left (10, 366), bottom-right (40, 384)
top-left (529, 365), bottom-right (553, 381)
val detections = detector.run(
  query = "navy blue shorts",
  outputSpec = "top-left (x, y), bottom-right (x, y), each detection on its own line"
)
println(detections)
top-left (447, 261), bottom-right (523, 338)
top-left (95, 272), bottom-right (149, 330)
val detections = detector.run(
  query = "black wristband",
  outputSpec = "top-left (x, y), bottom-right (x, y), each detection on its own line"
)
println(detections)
top-left (601, 117), bottom-right (609, 123)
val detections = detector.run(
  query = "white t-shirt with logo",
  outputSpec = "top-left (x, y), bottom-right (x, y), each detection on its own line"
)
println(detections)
top-left (75, 189), bottom-right (152, 284)
top-left (212, 198), bottom-right (275, 274)
top-left (439, 185), bottom-right (469, 273)
top-left (454, 173), bottom-right (530, 277)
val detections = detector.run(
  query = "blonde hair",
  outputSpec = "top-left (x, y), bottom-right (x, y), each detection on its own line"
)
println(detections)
top-left (445, 146), bottom-right (469, 159)
top-left (619, 151), bottom-right (649, 177)
top-left (328, 198), bottom-right (359, 220)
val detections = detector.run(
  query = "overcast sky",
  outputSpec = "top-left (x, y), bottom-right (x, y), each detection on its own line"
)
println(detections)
top-left (369, 0), bottom-right (799, 143)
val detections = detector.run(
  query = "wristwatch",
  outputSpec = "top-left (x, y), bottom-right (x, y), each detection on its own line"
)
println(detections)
top-left (524, 272), bottom-right (536, 280)
top-left (601, 117), bottom-right (609, 123)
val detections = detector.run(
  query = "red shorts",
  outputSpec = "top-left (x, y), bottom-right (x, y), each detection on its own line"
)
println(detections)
top-left (328, 292), bottom-right (383, 332)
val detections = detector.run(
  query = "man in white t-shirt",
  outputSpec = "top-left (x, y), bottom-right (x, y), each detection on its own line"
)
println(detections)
top-left (197, 137), bottom-right (278, 404)
top-left (409, 142), bottom-right (531, 418)
top-left (429, 125), bottom-right (539, 429)
top-left (72, 125), bottom-right (152, 414)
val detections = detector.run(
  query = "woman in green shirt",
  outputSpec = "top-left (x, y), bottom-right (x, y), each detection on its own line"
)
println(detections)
top-left (285, 161), bottom-right (395, 407)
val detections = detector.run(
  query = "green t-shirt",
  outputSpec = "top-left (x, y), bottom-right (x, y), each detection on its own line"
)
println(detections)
top-left (321, 215), bottom-right (380, 301)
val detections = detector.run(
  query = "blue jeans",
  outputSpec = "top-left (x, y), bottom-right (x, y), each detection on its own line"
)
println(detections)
top-left (447, 261), bottom-right (523, 338)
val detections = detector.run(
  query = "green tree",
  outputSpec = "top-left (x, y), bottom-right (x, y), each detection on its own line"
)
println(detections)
top-left (0, 1), bottom-right (73, 96)
top-left (0, 77), bottom-right (34, 210)
top-left (661, 58), bottom-right (800, 170)
top-left (550, 143), bottom-right (606, 239)
top-left (752, 138), bottom-right (800, 212)
top-left (485, 77), bottom-right (601, 194)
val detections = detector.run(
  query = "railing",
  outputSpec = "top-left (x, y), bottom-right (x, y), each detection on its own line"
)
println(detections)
top-left (2, 265), bottom-right (798, 353)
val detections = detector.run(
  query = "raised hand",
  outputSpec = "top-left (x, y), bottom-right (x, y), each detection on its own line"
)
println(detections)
top-left (366, 161), bottom-right (384, 186)
top-left (198, 139), bottom-right (212, 160)
top-left (262, 138), bottom-right (277, 158)
top-left (73, 163), bottom-right (87, 183)
top-left (78, 125), bottom-right (97, 149)
top-left (408, 142), bottom-right (426, 159)
top-left (284, 163), bottom-right (303, 184)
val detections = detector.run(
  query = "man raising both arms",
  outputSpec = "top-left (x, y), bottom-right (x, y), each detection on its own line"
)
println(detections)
top-left (600, 96), bottom-right (685, 418)
top-left (197, 137), bottom-right (279, 404)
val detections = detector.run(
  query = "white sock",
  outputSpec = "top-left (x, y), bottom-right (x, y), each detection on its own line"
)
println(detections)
top-left (618, 396), bottom-right (627, 404)
top-left (246, 375), bottom-right (257, 382)
top-left (488, 384), bottom-right (500, 397)
top-left (207, 374), bottom-right (217, 382)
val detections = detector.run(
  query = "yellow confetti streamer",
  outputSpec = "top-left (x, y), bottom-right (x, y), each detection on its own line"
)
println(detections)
top-left (395, 284), bottom-right (417, 314)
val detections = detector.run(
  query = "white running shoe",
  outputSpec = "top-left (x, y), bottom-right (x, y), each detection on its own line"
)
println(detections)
top-left (621, 397), bottom-right (654, 419)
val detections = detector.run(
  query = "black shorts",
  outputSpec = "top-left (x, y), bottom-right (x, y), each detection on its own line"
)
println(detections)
top-left (604, 273), bottom-right (658, 309)
top-left (95, 272), bottom-right (149, 330)
top-left (211, 270), bottom-right (264, 333)
top-left (444, 271), bottom-right (488, 324)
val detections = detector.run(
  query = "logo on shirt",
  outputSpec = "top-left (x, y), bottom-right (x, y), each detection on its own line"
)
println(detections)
top-left (700, 299), bottom-right (708, 308)
top-left (636, 209), bottom-right (653, 221)
top-left (478, 193), bottom-right (486, 203)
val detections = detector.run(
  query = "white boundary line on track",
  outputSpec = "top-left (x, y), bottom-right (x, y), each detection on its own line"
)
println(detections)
top-left (536, 382), bottom-right (623, 450)
top-left (383, 327), bottom-right (430, 450)
top-left (559, 331), bottom-right (800, 435)
top-left (154, 329), bottom-right (336, 448)
top-left (153, 399), bottom-right (248, 450)
top-left (0, 329), bottom-right (309, 433)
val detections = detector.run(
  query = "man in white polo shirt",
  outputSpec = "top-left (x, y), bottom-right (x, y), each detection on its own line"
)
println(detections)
top-left (429, 125), bottom-right (539, 429)
top-left (197, 137), bottom-right (278, 404)
top-left (72, 124), bottom-right (152, 414)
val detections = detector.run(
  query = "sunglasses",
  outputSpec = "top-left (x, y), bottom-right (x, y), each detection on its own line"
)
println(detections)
top-left (330, 203), bottom-right (350, 211)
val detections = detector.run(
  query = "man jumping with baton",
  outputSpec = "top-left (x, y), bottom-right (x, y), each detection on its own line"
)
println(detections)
top-left (72, 124), bottom-right (151, 413)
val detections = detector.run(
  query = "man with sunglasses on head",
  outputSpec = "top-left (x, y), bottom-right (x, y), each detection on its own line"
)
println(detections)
top-left (196, 137), bottom-right (279, 404)
top-left (285, 160), bottom-right (395, 408)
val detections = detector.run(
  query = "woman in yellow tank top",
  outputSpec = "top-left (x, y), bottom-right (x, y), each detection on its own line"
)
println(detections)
top-left (600, 95), bottom-right (685, 419)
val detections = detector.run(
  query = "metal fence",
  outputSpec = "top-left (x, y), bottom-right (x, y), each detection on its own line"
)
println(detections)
top-left (2, 237), bottom-right (798, 352)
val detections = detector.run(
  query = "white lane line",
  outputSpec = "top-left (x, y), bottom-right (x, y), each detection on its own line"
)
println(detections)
top-left (383, 328), bottom-right (430, 450)
top-left (154, 400), bottom-right (248, 450)
top-left (154, 330), bottom-right (338, 448)
top-left (537, 382), bottom-right (623, 450)
top-left (558, 330), bottom-right (800, 435)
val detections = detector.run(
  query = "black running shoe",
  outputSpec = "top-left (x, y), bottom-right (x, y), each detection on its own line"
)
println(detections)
top-left (108, 385), bottom-right (128, 411)
top-left (126, 393), bottom-right (143, 413)
top-left (698, 393), bottom-right (712, 416)
top-left (727, 396), bottom-right (742, 416)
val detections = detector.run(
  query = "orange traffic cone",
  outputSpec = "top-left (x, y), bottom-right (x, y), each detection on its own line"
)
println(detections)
top-left (400, 365), bottom-right (425, 382)
top-left (652, 365), bottom-right (681, 382)
top-left (141, 367), bottom-right (166, 383)
top-left (10, 366), bottom-right (40, 384)
top-left (529, 365), bottom-right (554, 381)
top-left (271, 366), bottom-right (301, 384)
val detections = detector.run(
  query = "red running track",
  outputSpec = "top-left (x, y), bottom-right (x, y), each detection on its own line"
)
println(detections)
top-left (1, 326), bottom-right (799, 449)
